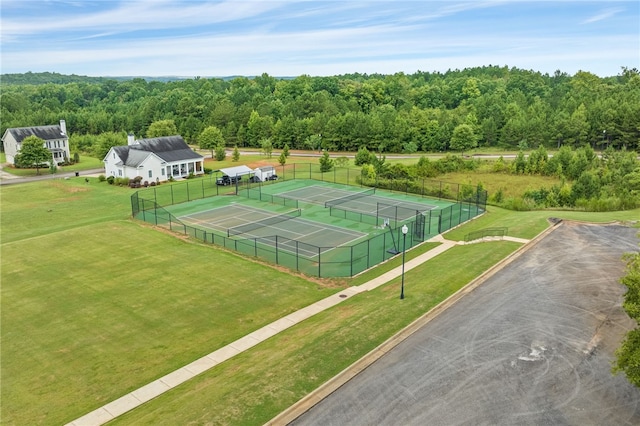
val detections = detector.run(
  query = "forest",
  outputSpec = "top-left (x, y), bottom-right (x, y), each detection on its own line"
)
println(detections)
top-left (2, 66), bottom-right (639, 158)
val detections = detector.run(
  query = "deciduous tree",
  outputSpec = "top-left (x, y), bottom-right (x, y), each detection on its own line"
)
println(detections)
top-left (614, 249), bottom-right (640, 386)
top-left (15, 136), bottom-right (51, 175)
top-left (146, 119), bottom-right (177, 138)
top-left (450, 123), bottom-right (478, 156)
top-left (199, 126), bottom-right (224, 158)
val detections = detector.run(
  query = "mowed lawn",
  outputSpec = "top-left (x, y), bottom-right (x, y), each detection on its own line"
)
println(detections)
top-left (2, 176), bottom-right (639, 425)
top-left (1, 178), bottom-right (339, 425)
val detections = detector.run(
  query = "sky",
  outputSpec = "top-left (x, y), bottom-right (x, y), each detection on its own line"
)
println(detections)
top-left (1, 0), bottom-right (639, 78)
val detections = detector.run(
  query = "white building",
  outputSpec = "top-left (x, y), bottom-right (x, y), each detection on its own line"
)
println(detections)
top-left (103, 134), bottom-right (204, 182)
top-left (2, 119), bottom-right (70, 165)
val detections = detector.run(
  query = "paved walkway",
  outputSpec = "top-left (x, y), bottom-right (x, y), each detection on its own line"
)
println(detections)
top-left (66, 234), bottom-right (526, 426)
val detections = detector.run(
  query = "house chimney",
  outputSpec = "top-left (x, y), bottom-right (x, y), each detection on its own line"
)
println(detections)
top-left (60, 119), bottom-right (67, 135)
top-left (127, 133), bottom-right (135, 145)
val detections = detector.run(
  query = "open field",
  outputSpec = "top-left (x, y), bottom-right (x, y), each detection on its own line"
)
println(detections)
top-left (1, 175), bottom-right (639, 425)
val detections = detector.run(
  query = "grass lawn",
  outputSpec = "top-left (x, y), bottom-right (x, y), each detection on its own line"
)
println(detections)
top-left (0, 155), bottom-right (104, 177)
top-left (440, 170), bottom-right (563, 200)
top-left (2, 171), bottom-right (638, 425)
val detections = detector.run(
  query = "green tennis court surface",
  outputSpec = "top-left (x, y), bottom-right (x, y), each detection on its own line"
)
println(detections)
top-left (179, 204), bottom-right (365, 257)
top-left (133, 176), bottom-right (486, 277)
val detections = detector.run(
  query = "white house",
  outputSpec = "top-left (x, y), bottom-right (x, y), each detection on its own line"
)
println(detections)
top-left (103, 134), bottom-right (204, 182)
top-left (1, 119), bottom-right (70, 165)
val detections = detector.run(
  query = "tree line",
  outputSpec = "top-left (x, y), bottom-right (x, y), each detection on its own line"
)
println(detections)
top-left (1, 66), bottom-right (639, 158)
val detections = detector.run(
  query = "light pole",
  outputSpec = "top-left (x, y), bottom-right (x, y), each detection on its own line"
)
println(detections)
top-left (400, 224), bottom-right (408, 300)
top-left (602, 130), bottom-right (606, 151)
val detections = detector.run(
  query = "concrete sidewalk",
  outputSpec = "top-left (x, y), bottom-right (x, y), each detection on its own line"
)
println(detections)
top-left (66, 235), bottom-right (504, 426)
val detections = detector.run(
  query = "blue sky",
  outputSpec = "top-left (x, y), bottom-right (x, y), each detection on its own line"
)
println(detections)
top-left (1, 0), bottom-right (638, 77)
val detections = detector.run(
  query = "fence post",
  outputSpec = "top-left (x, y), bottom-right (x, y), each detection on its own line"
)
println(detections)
top-left (317, 247), bottom-right (321, 278)
top-left (350, 245), bottom-right (354, 277)
top-left (171, 185), bottom-right (174, 205)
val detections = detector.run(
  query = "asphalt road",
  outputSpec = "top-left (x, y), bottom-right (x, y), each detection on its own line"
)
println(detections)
top-left (291, 222), bottom-right (640, 425)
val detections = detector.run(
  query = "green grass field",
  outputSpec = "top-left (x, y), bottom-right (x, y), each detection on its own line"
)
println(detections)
top-left (2, 172), bottom-right (638, 425)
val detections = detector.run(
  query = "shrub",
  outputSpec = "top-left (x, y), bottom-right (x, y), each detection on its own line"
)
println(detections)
top-left (98, 174), bottom-right (106, 182)
top-left (106, 176), bottom-right (115, 185)
top-left (114, 177), bottom-right (130, 186)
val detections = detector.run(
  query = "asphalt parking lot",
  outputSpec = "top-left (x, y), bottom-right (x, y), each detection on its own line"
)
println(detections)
top-left (290, 222), bottom-right (640, 425)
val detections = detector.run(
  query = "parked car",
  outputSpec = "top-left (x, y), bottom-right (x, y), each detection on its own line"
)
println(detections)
top-left (266, 174), bottom-right (278, 181)
top-left (216, 175), bottom-right (241, 186)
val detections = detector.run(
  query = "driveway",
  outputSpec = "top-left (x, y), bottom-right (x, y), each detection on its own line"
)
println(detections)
top-left (291, 222), bottom-right (640, 425)
top-left (0, 165), bottom-right (105, 185)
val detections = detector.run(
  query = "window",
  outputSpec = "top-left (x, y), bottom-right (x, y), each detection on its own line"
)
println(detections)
top-left (118, 170), bottom-right (122, 177)
top-left (148, 170), bottom-right (152, 178)
top-left (162, 168), bottom-right (165, 176)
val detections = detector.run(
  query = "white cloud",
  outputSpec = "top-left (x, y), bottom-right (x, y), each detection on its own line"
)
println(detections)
top-left (1, 1), bottom-right (638, 77)
top-left (581, 7), bottom-right (624, 24)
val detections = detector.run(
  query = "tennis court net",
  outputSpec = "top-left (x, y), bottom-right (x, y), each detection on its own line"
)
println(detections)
top-left (324, 188), bottom-right (376, 208)
top-left (227, 209), bottom-right (302, 237)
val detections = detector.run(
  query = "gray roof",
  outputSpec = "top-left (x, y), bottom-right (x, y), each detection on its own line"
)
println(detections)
top-left (113, 135), bottom-right (203, 167)
top-left (4, 125), bottom-right (66, 143)
top-left (219, 165), bottom-right (253, 176)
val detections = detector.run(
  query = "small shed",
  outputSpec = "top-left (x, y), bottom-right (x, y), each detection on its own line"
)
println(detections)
top-left (253, 166), bottom-right (277, 181)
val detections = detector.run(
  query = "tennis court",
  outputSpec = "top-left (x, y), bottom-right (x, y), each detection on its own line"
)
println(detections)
top-left (133, 173), bottom-right (487, 277)
top-left (278, 185), bottom-right (437, 221)
top-left (179, 204), bottom-right (365, 258)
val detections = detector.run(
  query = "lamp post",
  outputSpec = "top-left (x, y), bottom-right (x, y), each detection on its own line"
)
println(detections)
top-left (602, 130), bottom-right (606, 151)
top-left (400, 224), bottom-right (408, 300)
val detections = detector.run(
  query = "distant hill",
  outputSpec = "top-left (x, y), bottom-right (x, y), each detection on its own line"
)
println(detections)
top-left (0, 72), bottom-right (202, 85)
top-left (0, 72), bottom-right (296, 85)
